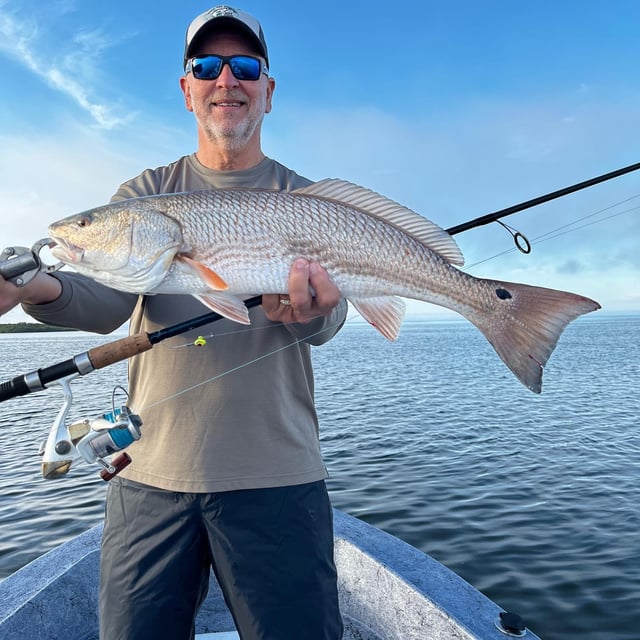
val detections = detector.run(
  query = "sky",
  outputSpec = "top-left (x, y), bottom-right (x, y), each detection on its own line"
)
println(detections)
top-left (0, 0), bottom-right (638, 324)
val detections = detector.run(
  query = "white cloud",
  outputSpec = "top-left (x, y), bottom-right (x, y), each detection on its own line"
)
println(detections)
top-left (0, 4), bottom-right (130, 129)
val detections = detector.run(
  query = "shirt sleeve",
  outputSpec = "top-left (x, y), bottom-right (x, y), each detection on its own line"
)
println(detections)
top-left (22, 272), bottom-right (138, 334)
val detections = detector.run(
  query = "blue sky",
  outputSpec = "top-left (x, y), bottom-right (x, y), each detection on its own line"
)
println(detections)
top-left (1, 0), bottom-right (638, 324)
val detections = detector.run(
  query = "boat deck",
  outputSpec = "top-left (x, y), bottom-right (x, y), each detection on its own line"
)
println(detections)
top-left (0, 509), bottom-right (540, 639)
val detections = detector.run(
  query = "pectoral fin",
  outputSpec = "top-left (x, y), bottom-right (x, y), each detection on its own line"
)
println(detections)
top-left (179, 256), bottom-right (229, 290)
top-left (350, 296), bottom-right (406, 341)
top-left (194, 293), bottom-right (251, 325)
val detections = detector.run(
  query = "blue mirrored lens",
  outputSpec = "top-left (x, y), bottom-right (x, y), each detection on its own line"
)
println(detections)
top-left (229, 56), bottom-right (261, 80)
top-left (192, 56), bottom-right (223, 79)
top-left (191, 55), bottom-right (262, 81)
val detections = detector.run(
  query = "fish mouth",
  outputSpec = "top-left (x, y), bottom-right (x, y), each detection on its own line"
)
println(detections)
top-left (49, 237), bottom-right (85, 264)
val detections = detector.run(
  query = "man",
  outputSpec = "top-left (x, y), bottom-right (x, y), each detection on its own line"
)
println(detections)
top-left (0, 6), bottom-right (346, 640)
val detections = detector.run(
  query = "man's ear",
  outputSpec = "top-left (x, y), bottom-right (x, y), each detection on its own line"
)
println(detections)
top-left (264, 77), bottom-right (275, 114)
top-left (180, 76), bottom-right (194, 112)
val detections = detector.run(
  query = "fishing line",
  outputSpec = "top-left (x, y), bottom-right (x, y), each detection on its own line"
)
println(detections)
top-left (469, 206), bottom-right (638, 268)
top-left (163, 305), bottom-right (367, 349)
top-left (529, 193), bottom-right (640, 240)
top-left (530, 205), bottom-right (639, 244)
top-left (465, 196), bottom-right (640, 269)
top-left (163, 320), bottom-right (286, 348)
top-left (135, 315), bottom-right (354, 413)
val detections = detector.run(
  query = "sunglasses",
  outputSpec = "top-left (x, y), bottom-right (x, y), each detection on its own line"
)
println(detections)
top-left (186, 54), bottom-right (269, 81)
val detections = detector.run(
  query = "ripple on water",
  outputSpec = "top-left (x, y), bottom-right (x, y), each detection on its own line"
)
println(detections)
top-left (1, 319), bottom-right (639, 640)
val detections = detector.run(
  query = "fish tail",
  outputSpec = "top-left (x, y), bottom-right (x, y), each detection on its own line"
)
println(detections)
top-left (465, 281), bottom-right (600, 393)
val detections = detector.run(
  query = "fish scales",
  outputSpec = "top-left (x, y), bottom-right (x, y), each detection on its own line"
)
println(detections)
top-left (48, 178), bottom-right (600, 392)
top-left (162, 189), bottom-right (454, 300)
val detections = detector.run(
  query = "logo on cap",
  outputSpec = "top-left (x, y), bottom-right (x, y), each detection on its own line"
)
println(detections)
top-left (208, 6), bottom-right (238, 19)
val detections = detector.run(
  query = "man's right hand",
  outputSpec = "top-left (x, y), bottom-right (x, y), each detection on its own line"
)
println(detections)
top-left (0, 273), bottom-right (62, 316)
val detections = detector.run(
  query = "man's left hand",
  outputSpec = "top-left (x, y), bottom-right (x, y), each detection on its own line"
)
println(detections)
top-left (263, 258), bottom-right (342, 324)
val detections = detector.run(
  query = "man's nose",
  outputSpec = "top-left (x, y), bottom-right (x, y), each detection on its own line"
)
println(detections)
top-left (216, 63), bottom-right (239, 87)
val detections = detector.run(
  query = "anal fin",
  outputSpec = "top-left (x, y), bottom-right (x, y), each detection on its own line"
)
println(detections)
top-left (350, 296), bottom-right (406, 341)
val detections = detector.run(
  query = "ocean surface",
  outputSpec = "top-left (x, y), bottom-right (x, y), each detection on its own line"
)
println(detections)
top-left (0, 314), bottom-right (637, 640)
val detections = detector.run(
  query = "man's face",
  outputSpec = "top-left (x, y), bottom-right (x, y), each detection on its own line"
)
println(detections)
top-left (181, 31), bottom-right (274, 152)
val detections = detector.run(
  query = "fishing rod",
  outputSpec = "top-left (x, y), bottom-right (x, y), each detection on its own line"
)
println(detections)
top-left (0, 295), bottom-right (264, 403)
top-left (0, 161), bottom-right (636, 478)
top-left (1, 159), bottom-right (638, 404)
top-left (445, 160), bottom-right (640, 236)
top-left (2, 159), bottom-right (638, 400)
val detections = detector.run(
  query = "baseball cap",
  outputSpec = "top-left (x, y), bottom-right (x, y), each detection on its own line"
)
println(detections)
top-left (184, 6), bottom-right (269, 69)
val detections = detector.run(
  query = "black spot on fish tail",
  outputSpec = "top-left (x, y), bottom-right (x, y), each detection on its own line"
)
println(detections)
top-left (467, 281), bottom-right (599, 393)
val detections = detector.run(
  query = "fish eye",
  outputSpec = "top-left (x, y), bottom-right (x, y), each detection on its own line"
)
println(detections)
top-left (76, 216), bottom-right (91, 228)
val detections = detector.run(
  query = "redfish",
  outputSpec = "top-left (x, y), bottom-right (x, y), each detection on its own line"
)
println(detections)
top-left (48, 179), bottom-right (600, 393)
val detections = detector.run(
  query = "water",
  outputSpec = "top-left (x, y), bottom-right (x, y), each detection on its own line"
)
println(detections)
top-left (0, 315), bottom-right (638, 640)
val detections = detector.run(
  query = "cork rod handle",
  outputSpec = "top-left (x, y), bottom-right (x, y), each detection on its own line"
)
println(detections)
top-left (88, 333), bottom-right (153, 369)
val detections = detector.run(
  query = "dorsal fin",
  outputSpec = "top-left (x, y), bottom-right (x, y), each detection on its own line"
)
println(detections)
top-left (293, 178), bottom-right (464, 266)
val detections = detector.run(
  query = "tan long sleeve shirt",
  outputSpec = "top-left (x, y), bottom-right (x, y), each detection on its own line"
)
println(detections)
top-left (25, 155), bottom-right (347, 492)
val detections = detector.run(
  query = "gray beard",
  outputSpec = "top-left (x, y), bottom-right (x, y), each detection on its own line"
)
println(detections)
top-left (198, 94), bottom-right (267, 151)
top-left (203, 120), bottom-right (255, 150)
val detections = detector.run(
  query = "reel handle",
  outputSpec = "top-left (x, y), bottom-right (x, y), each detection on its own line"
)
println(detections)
top-left (99, 452), bottom-right (132, 481)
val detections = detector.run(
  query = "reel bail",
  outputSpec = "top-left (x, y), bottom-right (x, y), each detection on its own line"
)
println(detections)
top-left (39, 374), bottom-right (142, 481)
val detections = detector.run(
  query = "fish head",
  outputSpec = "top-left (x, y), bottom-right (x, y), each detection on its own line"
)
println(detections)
top-left (48, 199), bottom-right (184, 293)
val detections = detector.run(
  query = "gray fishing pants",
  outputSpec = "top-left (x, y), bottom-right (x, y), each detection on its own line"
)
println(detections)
top-left (99, 477), bottom-right (343, 640)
